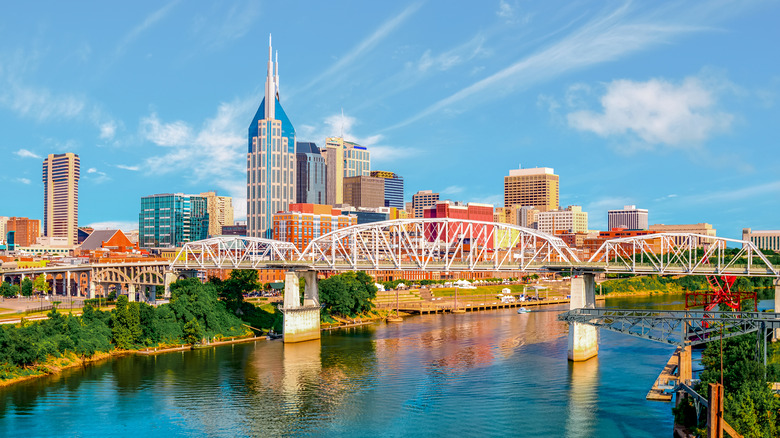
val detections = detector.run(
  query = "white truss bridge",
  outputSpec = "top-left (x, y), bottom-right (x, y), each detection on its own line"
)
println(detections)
top-left (170, 220), bottom-right (780, 278)
top-left (171, 219), bottom-right (578, 272)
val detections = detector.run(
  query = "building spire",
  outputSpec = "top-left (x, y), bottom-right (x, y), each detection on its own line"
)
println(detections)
top-left (265, 33), bottom-right (275, 120)
top-left (275, 50), bottom-right (280, 101)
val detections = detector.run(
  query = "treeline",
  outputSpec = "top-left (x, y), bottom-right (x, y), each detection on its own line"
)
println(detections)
top-left (674, 334), bottom-right (780, 436)
top-left (0, 273), bottom-right (283, 381)
top-left (599, 275), bottom-right (776, 295)
top-left (319, 271), bottom-right (378, 318)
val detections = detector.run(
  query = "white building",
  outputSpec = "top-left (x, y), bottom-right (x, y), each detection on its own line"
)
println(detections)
top-left (608, 205), bottom-right (648, 231)
top-left (538, 206), bottom-right (588, 235)
top-left (743, 228), bottom-right (780, 252)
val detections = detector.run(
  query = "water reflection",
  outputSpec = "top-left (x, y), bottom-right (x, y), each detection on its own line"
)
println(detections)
top-left (565, 358), bottom-right (600, 438)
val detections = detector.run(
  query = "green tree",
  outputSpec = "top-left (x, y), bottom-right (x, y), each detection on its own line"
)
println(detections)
top-left (0, 282), bottom-right (17, 298)
top-left (319, 271), bottom-right (377, 317)
top-left (183, 318), bottom-right (202, 345)
top-left (33, 274), bottom-right (50, 295)
top-left (21, 278), bottom-right (33, 296)
top-left (111, 295), bottom-right (142, 349)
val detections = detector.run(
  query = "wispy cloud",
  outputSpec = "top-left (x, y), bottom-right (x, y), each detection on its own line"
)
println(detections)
top-left (14, 149), bottom-right (41, 159)
top-left (442, 185), bottom-right (465, 195)
top-left (140, 97), bottom-right (255, 219)
top-left (693, 181), bottom-right (780, 204)
top-left (115, 1), bottom-right (180, 57)
top-left (567, 75), bottom-right (733, 150)
top-left (99, 121), bottom-right (117, 140)
top-left (191, 1), bottom-right (260, 51)
top-left (15, 177), bottom-right (31, 185)
top-left (416, 34), bottom-right (487, 73)
top-left (388, 3), bottom-right (710, 130)
top-left (115, 164), bottom-right (139, 171)
top-left (298, 111), bottom-right (420, 165)
top-left (297, 2), bottom-right (422, 95)
top-left (86, 167), bottom-right (110, 184)
top-left (87, 221), bottom-right (138, 231)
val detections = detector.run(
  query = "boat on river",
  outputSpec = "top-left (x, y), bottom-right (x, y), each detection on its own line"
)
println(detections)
top-left (517, 307), bottom-right (531, 314)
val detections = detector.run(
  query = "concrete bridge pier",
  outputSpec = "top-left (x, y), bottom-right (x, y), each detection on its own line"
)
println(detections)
top-left (281, 270), bottom-right (321, 343)
top-left (89, 281), bottom-right (96, 299)
top-left (568, 273), bottom-right (599, 361)
top-left (163, 272), bottom-right (178, 299)
top-left (128, 284), bottom-right (136, 302)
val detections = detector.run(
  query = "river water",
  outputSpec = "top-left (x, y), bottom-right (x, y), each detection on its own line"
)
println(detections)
top-left (0, 295), bottom-right (703, 437)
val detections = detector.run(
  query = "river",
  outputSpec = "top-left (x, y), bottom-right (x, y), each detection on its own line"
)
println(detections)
top-left (0, 294), bottom-right (710, 437)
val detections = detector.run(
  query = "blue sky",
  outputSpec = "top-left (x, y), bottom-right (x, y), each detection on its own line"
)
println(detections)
top-left (1, 1), bottom-right (778, 239)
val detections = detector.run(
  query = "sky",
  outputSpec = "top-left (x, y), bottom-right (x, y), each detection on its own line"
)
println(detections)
top-left (1, 0), bottom-right (778, 240)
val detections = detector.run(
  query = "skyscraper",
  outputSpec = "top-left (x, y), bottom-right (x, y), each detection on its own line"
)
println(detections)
top-left (370, 170), bottom-right (404, 209)
top-left (295, 142), bottom-right (327, 205)
top-left (322, 137), bottom-right (370, 205)
top-left (607, 205), bottom-right (648, 231)
top-left (412, 190), bottom-right (439, 218)
top-left (503, 166), bottom-right (559, 212)
top-left (247, 35), bottom-right (296, 238)
top-left (199, 191), bottom-right (234, 236)
top-left (139, 193), bottom-right (209, 248)
top-left (42, 153), bottom-right (80, 246)
top-left (343, 175), bottom-right (384, 208)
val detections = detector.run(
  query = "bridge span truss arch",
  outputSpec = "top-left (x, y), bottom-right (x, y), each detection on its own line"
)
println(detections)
top-left (586, 233), bottom-right (779, 277)
top-left (171, 236), bottom-right (301, 270)
top-left (298, 218), bottom-right (580, 272)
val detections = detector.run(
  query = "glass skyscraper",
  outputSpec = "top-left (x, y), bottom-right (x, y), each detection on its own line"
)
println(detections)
top-left (295, 142), bottom-right (327, 205)
top-left (247, 35), bottom-right (296, 238)
top-left (138, 193), bottom-right (209, 248)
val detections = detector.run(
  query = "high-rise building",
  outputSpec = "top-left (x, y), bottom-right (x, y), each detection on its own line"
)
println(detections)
top-left (537, 206), bottom-right (588, 235)
top-left (412, 190), bottom-right (439, 218)
top-left (0, 216), bottom-right (8, 244)
top-left (343, 175), bottom-right (385, 209)
top-left (295, 142), bottom-right (327, 205)
top-left (139, 193), bottom-right (209, 248)
top-left (5, 217), bottom-right (41, 247)
top-left (247, 36), bottom-right (296, 238)
top-left (608, 205), bottom-right (648, 231)
top-left (199, 191), bottom-right (234, 236)
top-left (742, 228), bottom-right (780, 252)
top-left (42, 152), bottom-right (80, 246)
top-left (322, 137), bottom-right (370, 205)
top-left (503, 166), bottom-right (559, 212)
top-left (370, 170), bottom-right (404, 209)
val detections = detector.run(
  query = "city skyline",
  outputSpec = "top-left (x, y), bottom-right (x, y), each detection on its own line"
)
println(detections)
top-left (1, 1), bottom-right (779, 239)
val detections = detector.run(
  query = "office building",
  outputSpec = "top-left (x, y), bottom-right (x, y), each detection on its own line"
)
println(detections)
top-left (42, 152), bottom-right (80, 246)
top-left (518, 206), bottom-right (540, 229)
top-left (139, 193), bottom-right (209, 248)
top-left (0, 216), bottom-right (7, 244)
top-left (199, 191), bottom-right (234, 236)
top-left (343, 175), bottom-right (385, 209)
top-left (649, 223), bottom-right (716, 247)
top-left (295, 142), bottom-right (327, 205)
top-left (5, 217), bottom-right (41, 247)
top-left (742, 228), bottom-right (780, 252)
top-left (247, 36), bottom-right (296, 238)
top-left (322, 137), bottom-right (370, 205)
top-left (608, 205), bottom-right (648, 231)
top-left (538, 206), bottom-right (588, 235)
top-left (370, 170), bottom-right (404, 209)
top-left (504, 166), bottom-right (559, 212)
top-left (273, 203), bottom-right (356, 251)
top-left (412, 190), bottom-right (439, 218)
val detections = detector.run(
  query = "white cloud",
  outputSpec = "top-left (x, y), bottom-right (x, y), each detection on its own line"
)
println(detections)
top-left (0, 82), bottom-right (86, 122)
top-left (416, 34), bottom-right (486, 73)
top-left (390, 2), bottom-right (710, 129)
top-left (442, 185), bottom-right (465, 195)
top-left (141, 97), bottom-right (255, 219)
top-left (99, 121), bottom-right (117, 140)
top-left (85, 168), bottom-right (110, 184)
top-left (140, 113), bottom-right (193, 146)
top-left (497, 0), bottom-right (514, 19)
top-left (115, 1), bottom-right (179, 57)
top-left (567, 76), bottom-right (733, 149)
top-left (115, 164), bottom-right (139, 171)
top-left (15, 177), bottom-right (31, 185)
top-left (14, 149), bottom-right (41, 159)
top-left (87, 221), bottom-right (138, 232)
top-left (191, 2), bottom-right (260, 51)
top-left (298, 111), bottom-right (420, 165)
top-left (297, 2), bottom-right (422, 95)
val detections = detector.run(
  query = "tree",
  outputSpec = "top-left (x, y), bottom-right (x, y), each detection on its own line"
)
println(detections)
top-left (111, 295), bottom-right (142, 349)
top-left (21, 278), bottom-right (33, 296)
top-left (33, 274), bottom-right (50, 295)
top-left (319, 271), bottom-right (378, 317)
top-left (183, 318), bottom-right (202, 345)
top-left (0, 282), bottom-right (17, 298)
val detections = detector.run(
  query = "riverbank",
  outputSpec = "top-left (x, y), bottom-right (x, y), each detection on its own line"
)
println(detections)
top-left (135, 335), bottom-right (267, 355)
top-left (0, 350), bottom-right (130, 388)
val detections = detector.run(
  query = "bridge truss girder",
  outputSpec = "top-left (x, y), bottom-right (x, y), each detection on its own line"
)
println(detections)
top-left (171, 236), bottom-right (301, 270)
top-left (298, 218), bottom-right (579, 272)
top-left (587, 233), bottom-right (779, 277)
top-left (557, 308), bottom-right (780, 347)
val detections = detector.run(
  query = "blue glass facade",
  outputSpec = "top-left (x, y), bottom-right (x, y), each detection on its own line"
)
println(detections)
top-left (383, 175), bottom-right (404, 209)
top-left (138, 193), bottom-right (209, 248)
